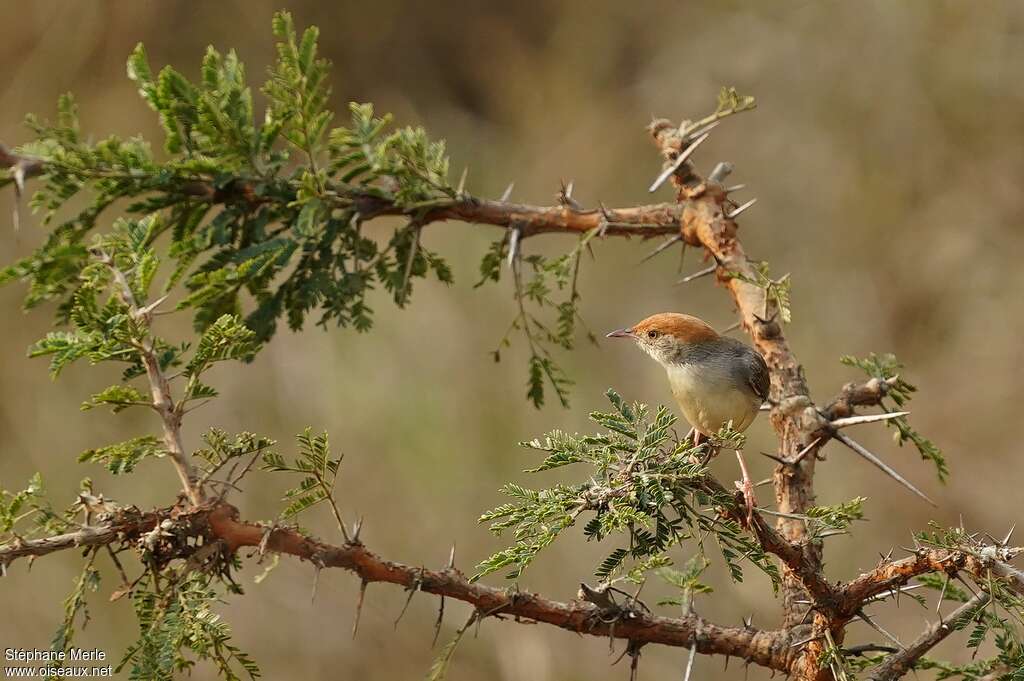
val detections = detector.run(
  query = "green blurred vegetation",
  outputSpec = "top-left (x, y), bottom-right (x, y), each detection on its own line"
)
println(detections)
top-left (1, 2), bottom-right (1022, 679)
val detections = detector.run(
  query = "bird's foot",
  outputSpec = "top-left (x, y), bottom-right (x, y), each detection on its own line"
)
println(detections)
top-left (733, 450), bottom-right (757, 527)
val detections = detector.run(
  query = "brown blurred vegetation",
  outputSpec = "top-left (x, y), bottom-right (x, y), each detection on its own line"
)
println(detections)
top-left (1, 2), bottom-right (1022, 679)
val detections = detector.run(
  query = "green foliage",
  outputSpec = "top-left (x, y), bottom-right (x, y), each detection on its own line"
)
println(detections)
top-left (51, 551), bottom-right (101, 655)
top-left (0, 473), bottom-right (54, 536)
top-left (840, 353), bottom-right (949, 482)
top-left (716, 86), bottom-right (757, 116)
top-left (476, 389), bottom-right (780, 590)
top-left (728, 261), bottom-right (791, 323)
top-left (81, 384), bottom-right (149, 413)
top-left (656, 555), bottom-right (713, 607)
top-left (5, 12), bottom-right (459, 360)
top-left (896, 522), bottom-right (1024, 679)
top-left (805, 496), bottom-right (866, 538)
top-left (119, 573), bottom-right (259, 681)
top-left (78, 436), bottom-right (165, 475)
top-left (426, 613), bottom-right (477, 681)
top-left (261, 428), bottom-right (343, 521)
top-left (3, 17), bottom-right (757, 410)
top-left (265, 12), bottom-right (332, 166)
top-left (490, 227), bottom-right (601, 408)
top-left (194, 429), bottom-right (276, 475)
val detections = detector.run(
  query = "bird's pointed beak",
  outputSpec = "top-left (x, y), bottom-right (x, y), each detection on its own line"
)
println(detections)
top-left (606, 327), bottom-right (635, 339)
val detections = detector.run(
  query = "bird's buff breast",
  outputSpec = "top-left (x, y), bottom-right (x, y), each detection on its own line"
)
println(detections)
top-left (665, 363), bottom-right (760, 436)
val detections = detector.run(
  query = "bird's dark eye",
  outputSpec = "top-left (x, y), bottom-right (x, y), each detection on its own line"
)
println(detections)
top-left (647, 330), bottom-right (658, 339)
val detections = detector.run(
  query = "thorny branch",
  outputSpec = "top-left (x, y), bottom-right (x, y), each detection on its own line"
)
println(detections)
top-left (0, 502), bottom-right (798, 672)
top-left (865, 592), bottom-right (990, 681)
top-left (97, 252), bottom-right (205, 506)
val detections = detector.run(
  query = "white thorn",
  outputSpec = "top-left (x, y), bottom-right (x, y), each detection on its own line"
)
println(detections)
top-left (683, 642), bottom-right (697, 681)
top-left (685, 120), bottom-right (721, 140)
top-left (675, 264), bottom-right (717, 285)
top-left (507, 226), bottom-right (520, 268)
top-left (727, 198), bottom-right (757, 219)
top-left (830, 412), bottom-right (910, 429)
top-left (500, 182), bottom-right (515, 202)
top-left (648, 132), bottom-right (711, 193)
top-left (834, 432), bottom-right (935, 506)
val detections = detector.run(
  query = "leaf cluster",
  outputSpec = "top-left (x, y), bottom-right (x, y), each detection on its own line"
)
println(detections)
top-left (261, 428), bottom-right (343, 522)
top-left (840, 353), bottom-right (949, 481)
top-left (120, 572), bottom-right (259, 681)
top-left (475, 389), bottom-right (780, 591)
top-left (3, 11), bottom-right (458, 354)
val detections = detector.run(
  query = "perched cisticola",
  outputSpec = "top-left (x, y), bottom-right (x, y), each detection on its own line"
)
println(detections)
top-left (607, 312), bottom-right (769, 521)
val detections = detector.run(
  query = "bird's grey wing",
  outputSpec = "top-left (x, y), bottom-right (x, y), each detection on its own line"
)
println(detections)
top-left (746, 349), bottom-right (770, 402)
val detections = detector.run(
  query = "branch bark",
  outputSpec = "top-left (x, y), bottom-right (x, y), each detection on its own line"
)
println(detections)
top-left (841, 548), bottom-right (1024, 612)
top-left (98, 253), bottom-right (204, 506)
top-left (865, 591), bottom-right (990, 681)
top-left (0, 142), bottom-right (682, 240)
top-left (0, 503), bottom-right (796, 672)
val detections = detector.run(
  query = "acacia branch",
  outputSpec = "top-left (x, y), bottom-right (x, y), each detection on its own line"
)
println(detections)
top-left (0, 503), bottom-right (796, 672)
top-left (865, 591), bottom-right (990, 681)
top-left (0, 143), bottom-right (682, 240)
top-left (841, 547), bottom-right (1024, 613)
top-left (98, 253), bottom-right (204, 506)
top-left (823, 376), bottom-right (901, 421)
top-left (0, 510), bottom-right (161, 566)
top-left (697, 475), bottom-right (836, 607)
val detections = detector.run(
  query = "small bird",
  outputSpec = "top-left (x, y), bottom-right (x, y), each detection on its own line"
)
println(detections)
top-left (607, 312), bottom-right (769, 520)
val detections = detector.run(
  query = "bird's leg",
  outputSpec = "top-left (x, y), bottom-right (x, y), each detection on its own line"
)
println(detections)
top-left (733, 449), bottom-right (757, 526)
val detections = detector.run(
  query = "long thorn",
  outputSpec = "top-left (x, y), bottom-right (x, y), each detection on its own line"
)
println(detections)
top-left (499, 182), bottom-right (515, 202)
top-left (311, 565), bottom-right (321, 604)
top-left (648, 132), bottom-right (711, 193)
top-left (432, 595), bottom-right (446, 647)
top-left (726, 198), bottom-right (757, 219)
top-left (686, 120), bottom-right (721, 141)
top-left (683, 643), bottom-right (697, 681)
top-left (830, 412), bottom-right (910, 429)
top-left (394, 578), bottom-right (420, 629)
top-left (834, 431), bottom-right (935, 506)
top-left (721, 320), bottom-right (742, 334)
top-left (456, 166), bottom-right (468, 195)
top-left (352, 579), bottom-right (368, 639)
top-left (724, 183), bottom-right (746, 193)
top-left (507, 225), bottom-right (521, 268)
top-left (856, 609), bottom-right (906, 650)
top-left (865, 584), bottom-right (925, 603)
top-left (676, 264), bottom-right (717, 285)
top-left (937, 574), bottom-right (950, 617)
top-left (791, 437), bottom-right (823, 465)
top-left (638, 234), bottom-right (682, 264)
top-left (791, 633), bottom-right (823, 648)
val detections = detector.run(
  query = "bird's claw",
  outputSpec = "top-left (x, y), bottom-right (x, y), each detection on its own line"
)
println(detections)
top-left (733, 450), bottom-right (757, 527)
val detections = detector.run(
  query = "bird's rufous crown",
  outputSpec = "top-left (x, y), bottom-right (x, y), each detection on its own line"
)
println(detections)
top-left (628, 313), bottom-right (720, 343)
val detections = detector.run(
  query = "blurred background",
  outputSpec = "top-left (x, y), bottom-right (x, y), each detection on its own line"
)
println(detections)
top-left (1, 1), bottom-right (1022, 679)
